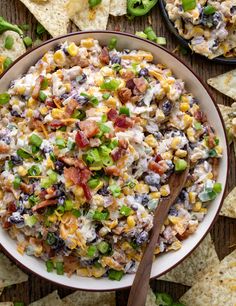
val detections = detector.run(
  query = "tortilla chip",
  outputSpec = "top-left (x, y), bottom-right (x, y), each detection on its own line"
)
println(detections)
top-left (209, 30), bottom-right (236, 59)
top-left (0, 303), bottom-right (13, 306)
top-left (29, 291), bottom-right (63, 306)
top-left (145, 288), bottom-right (157, 306)
top-left (71, 0), bottom-right (110, 30)
top-left (158, 234), bottom-right (219, 286)
top-left (19, 0), bottom-right (69, 37)
top-left (180, 249), bottom-right (236, 306)
top-left (109, 0), bottom-right (127, 16)
top-left (65, 0), bottom-right (87, 18)
top-left (220, 187), bottom-right (236, 218)
top-left (0, 31), bottom-right (26, 61)
top-left (208, 69), bottom-right (236, 100)
top-left (0, 252), bottom-right (28, 290)
top-left (62, 291), bottom-right (116, 306)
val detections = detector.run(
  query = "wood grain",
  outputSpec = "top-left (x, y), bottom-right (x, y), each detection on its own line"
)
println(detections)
top-left (0, 1), bottom-right (236, 304)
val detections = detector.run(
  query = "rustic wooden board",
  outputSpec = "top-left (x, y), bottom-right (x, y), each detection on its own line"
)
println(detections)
top-left (0, 0), bottom-right (235, 304)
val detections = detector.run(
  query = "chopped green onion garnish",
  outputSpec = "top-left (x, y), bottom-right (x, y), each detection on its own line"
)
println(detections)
top-left (39, 90), bottom-right (47, 102)
top-left (46, 259), bottom-right (54, 272)
top-left (90, 96), bottom-right (99, 106)
top-left (182, 0), bottom-right (197, 11)
top-left (46, 232), bottom-right (56, 245)
top-left (120, 205), bottom-right (132, 216)
top-left (25, 215), bottom-right (37, 227)
top-left (87, 245), bottom-right (97, 257)
top-left (28, 165), bottom-right (41, 176)
top-left (72, 209), bottom-right (81, 217)
top-left (64, 199), bottom-right (73, 211)
top-left (119, 107), bottom-right (130, 116)
top-left (156, 37), bottom-right (167, 45)
top-left (102, 93), bottom-right (110, 100)
top-left (108, 269), bottom-right (124, 281)
top-left (209, 149), bottom-right (217, 157)
top-left (100, 79), bottom-right (120, 91)
top-left (55, 262), bottom-right (64, 275)
top-left (49, 152), bottom-right (56, 162)
top-left (56, 138), bottom-right (66, 149)
top-left (3, 57), bottom-right (12, 70)
top-left (4, 35), bottom-right (14, 50)
top-left (155, 292), bottom-right (173, 306)
top-left (36, 23), bottom-right (47, 36)
top-left (14, 302), bottom-right (25, 306)
top-left (88, 0), bottom-right (102, 8)
top-left (112, 63), bottom-right (122, 72)
top-left (98, 122), bottom-right (111, 133)
top-left (23, 36), bottom-right (32, 47)
top-left (203, 5), bottom-right (216, 15)
top-left (17, 148), bottom-right (32, 159)
top-left (88, 178), bottom-right (100, 189)
top-left (67, 139), bottom-right (75, 150)
top-left (175, 159), bottom-right (187, 172)
top-left (144, 26), bottom-right (157, 42)
top-left (108, 184), bottom-right (121, 197)
top-left (0, 93), bottom-right (10, 105)
top-left (29, 195), bottom-right (39, 205)
top-left (194, 121), bottom-right (202, 130)
top-left (213, 182), bottom-right (222, 193)
top-left (29, 133), bottom-right (43, 147)
top-left (97, 241), bottom-right (110, 254)
top-left (108, 37), bottom-right (117, 50)
top-left (93, 210), bottom-right (109, 221)
top-left (101, 114), bottom-right (107, 122)
top-left (135, 31), bottom-right (148, 39)
top-left (41, 77), bottom-right (48, 90)
top-left (13, 176), bottom-right (21, 189)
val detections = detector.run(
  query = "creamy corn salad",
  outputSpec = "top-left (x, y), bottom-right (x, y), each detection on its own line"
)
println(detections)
top-left (165, 0), bottom-right (236, 58)
top-left (0, 38), bottom-right (222, 280)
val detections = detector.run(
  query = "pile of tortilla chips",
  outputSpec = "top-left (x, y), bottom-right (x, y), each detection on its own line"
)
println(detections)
top-left (17, 0), bottom-right (127, 38)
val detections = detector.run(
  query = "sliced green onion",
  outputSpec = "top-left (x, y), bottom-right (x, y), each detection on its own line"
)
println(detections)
top-left (46, 259), bottom-right (54, 272)
top-left (29, 134), bottom-right (43, 147)
top-left (56, 138), bottom-right (66, 149)
top-left (100, 79), bottom-right (120, 91)
top-left (90, 96), bottom-right (99, 106)
top-left (112, 63), bottom-right (122, 72)
top-left (144, 26), bottom-right (157, 42)
top-left (156, 37), bottom-right (167, 45)
top-left (93, 210), bottom-right (109, 221)
top-left (3, 57), bottom-right (13, 70)
top-left (203, 5), bottom-right (216, 15)
top-left (46, 232), bottom-right (56, 245)
top-left (41, 77), bottom-right (48, 90)
top-left (0, 93), bottom-right (10, 105)
top-left (155, 292), bottom-right (173, 306)
top-left (36, 23), bottom-right (47, 36)
top-left (108, 269), bottom-right (124, 281)
top-left (102, 93), bottom-right (110, 100)
top-left (108, 139), bottom-right (118, 149)
top-left (214, 137), bottom-right (219, 145)
top-left (108, 184), bottom-right (121, 197)
top-left (64, 199), bottom-right (73, 211)
top-left (88, 0), bottom-right (102, 8)
top-left (28, 195), bottom-right (39, 205)
top-left (13, 176), bottom-right (21, 189)
top-left (98, 122), bottom-right (111, 133)
top-left (88, 178), bottom-right (100, 189)
top-left (49, 152), bottom-right (56, 162)
top-left (182, 0), bottom-right (197, 11)
top-left (101, 114), bottom-right (107, 122)
top-left (108, 37), bottom-right (117, 50)
top-left (14, 302), bottom-right (25, 306)
top-left (41, 170), bottom-right (58, 188)
top-left (17, 148), bottom-right (32, 159)
top-left (28, 165), bottom-right (41, 176)
top-left (119, 107), bottom-right (130, 116)
top-left (213, 182), bottom-right (222, 193)
top-left (39, 90), bottom-right (47, 102)
top-left (97, 241), bottom-right (110, 254)
top-left (135, 31), bottom-right (148, 39)
top-left (120, 205), bottom-right (132, 216)
top-left (86, 148), bottom-right (101, 164)
top-left (209, 149), bottom-right (217, 157)
top-left (72, 209), bottom-right (81, 217)
top-left (55, 262), bottom-right (64, 275)
top-left (175, 159), bottom-right (187, 172)
top-left (87, 245), bottom-right (97, 257)
top-left (194, 121), bottom-right (202, 130)
top-left (23, 36), bottom-right (32, 47)
top-left (25, 215), bottom-right (37, 227)
top-left (4, 35), bottom-right (14, 50)
top-left (67, 139), bottom-right (75, 150)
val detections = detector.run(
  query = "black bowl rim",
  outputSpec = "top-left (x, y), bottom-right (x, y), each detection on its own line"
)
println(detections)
top-left (159, 0), bottom-right (236, 64)
top-left (0, 30), bottom-right (230, 291)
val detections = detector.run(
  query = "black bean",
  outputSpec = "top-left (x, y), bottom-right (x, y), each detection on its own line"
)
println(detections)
top-left (230, 6), bottom-right (236, 14)
top-left (53, 44), bottom-right (61, 52)
top-left (8, 213), bottom-right (24, 225)
top-left (136, 231), bottom-right (148, 245)
top-left (74, 95), bottom-right (89, 106)
top-left (111, 55), bottom-right (121, 64)
top-left (144, 173), bottom-right (160, 187)
top-left (1, 136), bottom-right (11, 145)
top-left (131, 204), bottom-right (138, 211)
top-left (10, 110), bottom-right (21, 117)
top-left (161, 100), bottom-right (172, 116)
top-left (141, 195), bottom-right (149, 205)
top-left (98, 186), bottom-right (109, 196)
top-left (138, 68), bottom-right (149, 77)
top-left (60, 93), bottom-right (70, 100)
top-left (63, 47), bottom-right (69, 56)
top-left (10, 155), bottom-right (23, 166)
top-left (212, 12), bottom-right (222, 26)
top-left (169, 207), bottom-right (178, 216)
top-left (55, 161), bottom-right (65, 174)
top-left (43, 146), bottom-right (52, 154)
top-left (77, 73), bottom-right (87, 84)
top-left (179, 190), bottom-right (188, 201)
top-left (58, 196), bottom-right (66, 206)
top-left (153, 131), bottom-right (163, 140)
top-left (51, 236), bottom-right (65, 251)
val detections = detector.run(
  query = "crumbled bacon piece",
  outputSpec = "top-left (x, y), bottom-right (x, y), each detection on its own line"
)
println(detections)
top-left (45, 99), bottom-right (56, 108)
top-left (111, 147), bottom-right (126, 162)
top-left (78, 58), bottom-right (89, 68)
top-left (64, 167), bottom-right (80, 185)
top-left (89, 138), bottom-right (101, 147)
top-left (32, 199), bottom-right (58, 212)
top-left (118, 87), bottom-right (132, 104)
top-left (0, 143), bottom-right (10, 153)
top-left (81, 183), bottom-right (92, 201)
top-left (107, 109), bottom-right (118, 121)
top-left (48, 120), bottom-right (65, 129)
top-left (120, 70), bottom-right (135, 81)
top-left (32, 75), bottom-right (44, 99)
top-left (105, 165), bottom-right (121, 176)
top-left (20, 183), bottom-right (33, 194)
top-left (8, 202), bottom-right (17, 213)
top-left (59, 156), bottom-right (86, 169)
top-left (133, 77), bottom-right (148, 93)
top-left (99, 47), bottom-right (110, 64)
top-left (126, 79), bottom-right (135, 90)
top-left (114, 115), bottom-right (134, 129)
top-left (155, 154), bottom-right (162, 163)
top-left (65, 99), bottom-right (78, 115)
top-left (79, 120), bottom-right (99, 138)
top-left (118, 139), bottom-right (128, 149)
top-left (194, 110), bottom-right (207, 123)
top-left (148, 161), bottom-right (166, 175)
top-left (75, 131), bottom-right (89, 148)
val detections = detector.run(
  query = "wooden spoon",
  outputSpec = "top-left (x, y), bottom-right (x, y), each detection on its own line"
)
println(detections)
top-left (127, 158), bottom-right (189, 306)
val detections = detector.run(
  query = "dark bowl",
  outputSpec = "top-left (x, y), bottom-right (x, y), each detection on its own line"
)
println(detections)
top-left (159, 0), bottom-right (236, 64)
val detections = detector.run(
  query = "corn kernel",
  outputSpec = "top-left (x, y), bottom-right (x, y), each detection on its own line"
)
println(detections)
top-left (175, 149), bottom-right (187, 158)
top-left (140, 118), bottom-right (147, 127)
top-left (171, 137), bottom-right (181, 149)
top-left (64, 83), bottom-right (71, 92)
top-left (160, 184), bottom-right (170, 197)
top-left (17, 166), bottom-right (27, 177)
top-left (80, 38), bottom-right (95, 48)
top-left (145, 135), bottom-right (158, 148)
top-left (164, 218), bottom-right (169, 226)
top-left (192, 201), bottom-right (202, 212)
top-left (94, 73), bottom-right (104, 86)
top-left (183, 114), bottom-right (193, 128)
top-left (40, 106), bottom-right (48, 116)
top-left (67, 42), bottom-right (78, 56)
top-left (17, 86), bottom-right (26, 95)
top-left (27, 97), bottom-right (38, 109)
top-left (67, 238), bottom-right (77, 250)
top-left (123, 186), bottom-right (134, 196)
top-left (215, 145), bottom-right (223, 155)
top-left (156, 109), bottom-right (165, 123)
top-left (127, 216), bottom-right (136, 228)
top-left (73, 186), bottom-right (84, 197)
top-left (181, 95), bottom-right (190, 103)
top-left (161, 151), bottom-right (173, 160)
top-left (187, 127), bottom-right (196, 142)
top-left (134, 183), bottom-right (149, 194)
top-left (180, 102), bottom-right (190, 112)
top-left (93, 195), bottom-right (104, 206)
top-left (199, 208), bottom-right (207, 214)
top-left (77, 268), bottom-right (90, 277)
top-left (206, 172), bottom-right (213, 180)
top-left (92, 266), bottom-right (106, 278)
top-left (46, 158), bottom-right (55, 169)
top-left (189, 192), bottom-right (197, 204)
top-left (100, 66), bottom-right (114, 77)
top-left (150, 192), bottom-right (161, 199)
top-left (48, 214), bottom-right (57, 223)
top-left (26, 109), bottom-right (33, 118)
top-left (53, 50), bottom-right (66, 66)
top-left (51, 108), bottom-right (64, 119)
top-left (168, 216), bottom-right (181, 225)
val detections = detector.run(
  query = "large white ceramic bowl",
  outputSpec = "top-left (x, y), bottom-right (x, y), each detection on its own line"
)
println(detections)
top-left (0, 31), bottom-right (229, 291)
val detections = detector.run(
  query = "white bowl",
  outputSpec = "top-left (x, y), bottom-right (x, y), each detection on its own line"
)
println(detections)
top-left (0, 31), bottom-right (229, 291)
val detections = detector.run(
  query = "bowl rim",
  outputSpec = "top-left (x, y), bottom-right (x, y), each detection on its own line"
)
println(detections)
top-left (0, 30), bottom-right (230, 291)
top-left (158, 0), bottom-right (236, 64)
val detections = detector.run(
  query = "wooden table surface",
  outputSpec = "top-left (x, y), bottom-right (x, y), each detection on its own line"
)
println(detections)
top-left (0, 0), bottom-right (236, 304)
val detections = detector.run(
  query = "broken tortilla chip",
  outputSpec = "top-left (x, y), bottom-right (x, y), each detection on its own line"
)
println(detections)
top-left (208, 69), bottom-right (236, 100)
top-left (19, 0), bottom-right (69, 37)
top-left (218, 103), bottom-right (236, 144)
top-left (180, 249), bottom-right (236, 306)
top-left (29, 290), bottom-right (63, 306)
top-left (0, 252), bottom-right (28, 291)
top-left (0, 31), bottom-right (26, 62)
top-left (145, 288), bottom-right (157, 306)
top-left (209, 30), bottom-right (236, 59)
top-left (109, 0), bottom-right (127, 16)
top-left (220, 187), bottom-right (236, 218)
top-left (71, 0), bottom-right (110, 31)
top-left (62, 291), bottom-right (116, 306)
top-left (0, 303), bottom-right (13, 306)
top-left (158, 234), bottom-right (219, 286)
